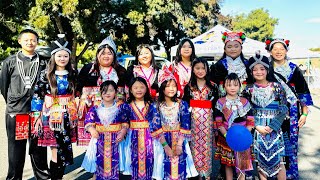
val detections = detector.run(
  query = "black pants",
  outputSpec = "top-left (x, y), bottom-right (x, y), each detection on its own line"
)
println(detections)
top-left (6, 113), bottom-right (50, 180)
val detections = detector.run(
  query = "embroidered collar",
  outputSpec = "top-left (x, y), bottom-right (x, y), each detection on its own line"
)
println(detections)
top-left (99, 67), bottom-right (119, 84)
top-left (274, 61), bottom-right (292, 82)
top-left (251, 83), bottom-right (275, 108)
top-left (16, 51), bottom-right (39, 89)
top-left (133, 65), bottom-right (157, 87)
top-left (97, 102), bottom-right (118, 127)
top-left (55, 70), bottom-right (69, 76)
top-left (216, 96), bottom-right (251, 128)
top-left (225, 56), bottom-right (248, 82)
top-left (159, 101), bottom-right (180, 129)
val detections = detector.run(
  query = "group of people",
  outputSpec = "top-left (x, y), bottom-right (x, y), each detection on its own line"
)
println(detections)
top-left (0, 28), bottom-right (313, 180)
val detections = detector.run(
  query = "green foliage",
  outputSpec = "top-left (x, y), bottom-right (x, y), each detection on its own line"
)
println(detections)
top-left (310, 48), bottom-right (320, 52)
top-left (125, 0), bottom-right (222, 59)
top-left (1, 0), bottom-right (223, 63)
top-left (232, 8), bottom-right (278, 41)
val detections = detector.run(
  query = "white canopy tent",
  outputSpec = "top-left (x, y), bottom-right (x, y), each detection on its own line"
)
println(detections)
top-left (170, 24), bottom-right (320, 60)
top-left (170, 25), bottom-right (269, 60)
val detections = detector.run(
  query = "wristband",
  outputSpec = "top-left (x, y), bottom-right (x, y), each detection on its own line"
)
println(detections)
top-left (224, 133), bottom-right (227, 138)
top-left (302, 113), bottom-right (308, 117)
top-left (162, 141), bottom-right (168, 147)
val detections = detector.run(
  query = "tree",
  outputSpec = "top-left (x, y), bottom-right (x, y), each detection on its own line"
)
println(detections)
top-left (126, 0), bottom-right (222, 59)
top-left (1, 0), bottom-right (224, 64)
top-left (232, 8), bottom-right (278, 41)
top-left (0, 0), bottom-right (35, 60)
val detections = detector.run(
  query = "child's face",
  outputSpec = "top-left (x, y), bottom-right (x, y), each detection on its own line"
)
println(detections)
top-left (164, 80), bottom-right (177, 98)
top-left (98, 47), bottom-right (114, 68)
top-left (54, 50), bottom-right (70, 69)
top-left (138, 47), bottom-right (152, 67)
top-left (180, 41), bottom-right (192, 59)
top-left (193, 62), bottom-right (206, 79)
top-left (130, 81), bottom-right (147, 100)
top-left (252, 64), bottom-right (267, 82)
top-left (224, 41), bottom-right (242, 59)
top-left (101, 85), bottom-right (116, 102)
top-left (224, 79), bottom-right (240, 96)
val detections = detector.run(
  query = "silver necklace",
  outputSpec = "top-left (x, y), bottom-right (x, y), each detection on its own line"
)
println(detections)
top-left (16, 51), bottom-right (39, 89)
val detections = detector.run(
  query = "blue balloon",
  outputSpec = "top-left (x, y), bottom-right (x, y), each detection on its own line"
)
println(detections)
top-left (226, 125), bottom-right (253, 152)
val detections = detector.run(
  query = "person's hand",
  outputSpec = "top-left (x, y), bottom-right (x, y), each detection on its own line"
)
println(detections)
top-left (298, 115), bottom-right (307, 128)
top-left (34, 118), bottom-right (43, 135)
top-left (164, 145), bottom-right (174, 158)
top-left (218, 126), bottom-right (227, 136)
top-left (265, 126), bottom-right (273, 133)
top-left (174, 145), bottom-right (183, 156)
top-left (116, 130), bottom-right (126, 143)
top-left (255, 126), bottom-right (269, 136)
top-left (74, 97), bottom-right (80, 108)
top-left (88, 127), bottom-right (99, 139)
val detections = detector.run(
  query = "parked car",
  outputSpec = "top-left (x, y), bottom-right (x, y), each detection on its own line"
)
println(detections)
top-left (36, 46), bottom-right (51, 58)
top-left (124, 56), bottom-right (171, 69)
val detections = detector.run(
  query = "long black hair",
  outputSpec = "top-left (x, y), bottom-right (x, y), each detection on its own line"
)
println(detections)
top-left (47, 52), bottom-right (76, 96)
top-left (93, 44), bottom-right (123, 75)
top-left (174, 38), bottom-right (196, 64)
top-left (189, 57), bottom-right (214, 90)
top-left (133, 44), bottom-right (157, 68)
top-left (127, 77), bottom-right (152, 104)
top-left (158, 79), bottom-right (178, 103)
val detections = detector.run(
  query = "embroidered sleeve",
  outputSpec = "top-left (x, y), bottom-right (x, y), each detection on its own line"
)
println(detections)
top-left (149, 103), bottom-right (163, 139)
top-left (118, 103), bottom-right (130, 129)
top-left (269, 84), bottom-right (288, 131)
top-left (290, 66), bottom-right (313, 106)
top-left (243, 98), bottom-right (254, 127)
top-left (299, 94), bottom-right (313, 107)
top-left (31, 69), bottom-right (50, 111)
top-left (84, 106), bottom-right (97, 131)
top-left (179, 101), bottom-right (191, 139)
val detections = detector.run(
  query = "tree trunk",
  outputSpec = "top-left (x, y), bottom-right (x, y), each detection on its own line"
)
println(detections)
top-left (71, 38), bottom-right (77, 68)
top-left (76, 41), bottom-right (92, 62)
top-left (53, 13), bottom-right (65, 34)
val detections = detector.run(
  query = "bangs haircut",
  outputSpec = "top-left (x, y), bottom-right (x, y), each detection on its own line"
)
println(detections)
top-left (127, 77), bottom-right (152, 103)
top-left (224, 73), bottom-right (241, 88)
top-left (100, 80), bottom-right (117, 94)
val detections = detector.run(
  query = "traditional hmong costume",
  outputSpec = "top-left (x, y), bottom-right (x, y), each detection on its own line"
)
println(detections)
top-left (266, 38), bottom-right (314, 179)
top-left (151, 101), bottom-right (198, 180)
top-left (77, 36), bottom-right (128, 146)
top-left (0, 50), bottom-right (50, 179)
top-left (168, 62), bottom-right (192, 98)
top-left (210, 32), bottom-right (253, 97)
top-left (34, 73), bottom-right (77, 166)
top-left (32, 38), bottom-right (78, 179)
top-left (273, 61), bottom-right (313, 179)
top-left (182, 82), bottom-right (218, 178)
top-left (84, 102), bottom-right (129, 180)
top-left (120, 102), bottom-right (154, 180)
top-left (243, 82), bottom-right (288, 177)
top-left (127, 65), bottom-right (159, 99)
top-left (214, 97), bottom-right (254, 172)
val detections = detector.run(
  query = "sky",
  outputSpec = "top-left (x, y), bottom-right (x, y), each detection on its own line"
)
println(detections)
top-left (220, 0), bottom-right (320, 50)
